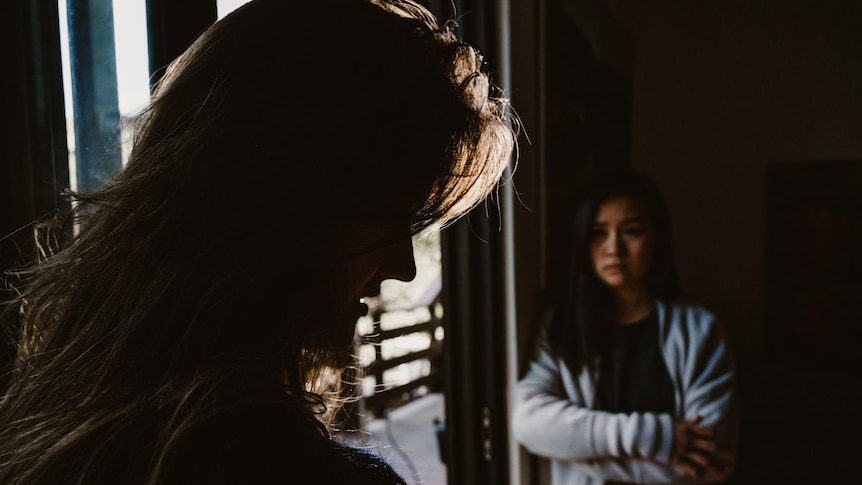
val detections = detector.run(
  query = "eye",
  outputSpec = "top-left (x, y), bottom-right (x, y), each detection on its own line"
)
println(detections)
top-left (623, 225), bottom-right (645, 237)
top-left (622, 223), bottom-right (647, 238)
top-left (590, 228), bottom-right (608, 241)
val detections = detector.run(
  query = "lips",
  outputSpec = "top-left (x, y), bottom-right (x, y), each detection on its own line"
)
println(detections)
top-left (351, 299), bottom-right (370, 318)
top-left (353, 286), bottom-right (380, 318)
top-left (358, 299), bottom-right (369, 316)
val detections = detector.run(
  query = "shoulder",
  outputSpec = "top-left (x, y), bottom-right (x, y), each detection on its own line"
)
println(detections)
top-left (656, 298), bottom-right (729, 351)
top-left (658, 298), bottom-right (719, 331)
top-left (162, 403), bottom-right (406, 485)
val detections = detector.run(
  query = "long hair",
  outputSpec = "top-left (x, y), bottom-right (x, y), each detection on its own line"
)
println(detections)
top-left (0, 0), bottom-right (514, 483)
top-left (547, 168), bottom-right (680, 374)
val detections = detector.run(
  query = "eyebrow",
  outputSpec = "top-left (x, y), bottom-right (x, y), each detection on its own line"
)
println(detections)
top-left (592, 217), bottom-right (647, 226)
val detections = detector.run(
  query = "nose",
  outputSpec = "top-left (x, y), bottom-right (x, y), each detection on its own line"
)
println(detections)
top-left (604, 232), bottom-right (618, 255)
top-left (381, 237), bottom-right (417, 282)
top-left (613, 230), bottom-right (628, 257)
top-left (604, 231), bottom-right (626, 257)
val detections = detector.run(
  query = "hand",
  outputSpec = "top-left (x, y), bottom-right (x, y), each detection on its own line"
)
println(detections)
top-left (670, 416), bottom-right (736, 480)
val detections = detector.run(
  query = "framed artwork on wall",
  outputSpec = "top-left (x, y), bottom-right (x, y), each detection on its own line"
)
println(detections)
top-left (765, 159), bottom-right (862, 374)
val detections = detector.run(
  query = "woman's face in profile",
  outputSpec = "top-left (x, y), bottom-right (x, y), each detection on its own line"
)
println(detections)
top-left (589, 196), bottom-right (656, 294)
top-left (308, 224), bottom-right (417, 351)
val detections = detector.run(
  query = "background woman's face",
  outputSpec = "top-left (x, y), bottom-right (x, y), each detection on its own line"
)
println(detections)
top-left (589, 196), bottom-right (656, 294)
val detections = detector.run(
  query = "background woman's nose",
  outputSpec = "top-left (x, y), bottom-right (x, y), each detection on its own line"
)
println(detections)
top-left (614, 231), bottom-right (627, 256)
top-left (605, 233), bottom-right (618, 255)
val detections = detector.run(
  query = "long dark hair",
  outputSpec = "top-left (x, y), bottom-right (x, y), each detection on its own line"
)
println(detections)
top-left (0, 1), bottom-right (515, 483)
top-left (547, 168), bottom-right (680, 374)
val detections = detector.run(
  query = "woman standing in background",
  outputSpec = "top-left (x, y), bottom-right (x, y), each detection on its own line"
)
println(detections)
top-left (513, 168), bottom-right (737, 484)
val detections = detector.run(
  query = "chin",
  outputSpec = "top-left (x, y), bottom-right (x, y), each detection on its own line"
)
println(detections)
top-left (601, 277), bottom-right (625, 287)
top-left (305, 312), bottom-right (359, 354)
top-left (317, 326), bottom-right (358, 353)
top-left (335, 327), bottom-right (359, 351)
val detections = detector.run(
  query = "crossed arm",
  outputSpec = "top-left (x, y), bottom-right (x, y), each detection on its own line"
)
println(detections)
top-left (511, 318), bottom-right (737, 483)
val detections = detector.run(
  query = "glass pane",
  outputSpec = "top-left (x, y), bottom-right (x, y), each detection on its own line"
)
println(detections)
top-left (217, 0), bottom-right (252, 19)
top-left (58, 0), bottom-right (149, 191)
top-left (112, 0), bottom-right (150, 163)
top-left (57, 0), bottom-right (77, 190)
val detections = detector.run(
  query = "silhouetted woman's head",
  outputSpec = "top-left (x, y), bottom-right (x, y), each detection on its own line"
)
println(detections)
top-left (10, 0), bottom-right (513, 378)
top-left (87, 0), bottom-right (515, 365)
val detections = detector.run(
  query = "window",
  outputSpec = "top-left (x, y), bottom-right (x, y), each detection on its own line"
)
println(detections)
top-left (217, 0), bottom-right (252, 19)
top-left (58, 0), bottom-right (150, 190)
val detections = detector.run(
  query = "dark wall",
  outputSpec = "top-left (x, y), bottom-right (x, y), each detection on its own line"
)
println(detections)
top-left (1, 0), bottom-right (70, 386)
top-left (628, 1), bottom-right (862, 482)
top-left (543, 0), bottom-right (633, 300)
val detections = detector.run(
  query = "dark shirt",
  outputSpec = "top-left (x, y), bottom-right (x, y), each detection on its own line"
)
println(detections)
top-left (91, 402), bottom-right (407, 485)
top-left (597, 310), bottom-right (675, 415)
top-left (163, 406), bottom-right (408, 485)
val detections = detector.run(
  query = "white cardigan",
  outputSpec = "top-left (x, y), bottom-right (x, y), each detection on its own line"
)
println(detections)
top-left (512, 300), bottom-right (738, 484)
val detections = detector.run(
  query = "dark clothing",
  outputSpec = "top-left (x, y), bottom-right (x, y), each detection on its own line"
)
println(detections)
top-left (597, 310), bottom-right (675, 415)
top-left (92, 402), bottom-right (407, 485)
top-left (164, 407), bottom-right (407, 485)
